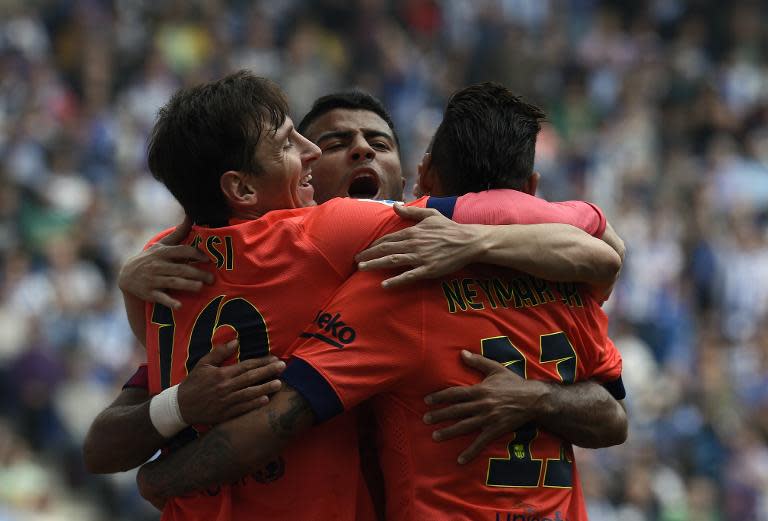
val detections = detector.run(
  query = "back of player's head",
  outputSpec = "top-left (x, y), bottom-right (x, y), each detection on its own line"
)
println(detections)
top-left (298, 90), bottom-right (400, 149)
top-left (148, 70), bottom-right (288, 225)
top-left (430, 82), bottom-right (545, 194)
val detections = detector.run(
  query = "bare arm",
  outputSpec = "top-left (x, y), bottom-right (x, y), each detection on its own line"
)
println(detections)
top-left (473, 222), bottom-right (620, 286)
top-left (83, 343), bottom-right (285, 474)
top-left (356, 205), bottom-right (620, 288)
top-left (536, 383), bottom-right (626, 449)
top-left (424, 351), bottom-right (627, 463)
top-left (83, 387), bottom-right (164, 473)
top-left (123, 291), bottom-right (147, 347)
top-left (136, 385), bottom-right (314, 507)
top-left (595, 221), bottom-right (625, 299)
top-left (601, 221), bottom-right (626, 262)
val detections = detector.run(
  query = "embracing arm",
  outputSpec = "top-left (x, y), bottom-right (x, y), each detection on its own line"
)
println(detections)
top-left (594, 221), bottom-right (625, 299)
top-left (534, 380), bottom-right (626, 449)
top-left (83, 343), bottom-right (284, 474)
top-left (119, 218), bottom-right (214, 345)
top-left (471, 222), bottom-right (620, 286)
top-left (356, 205), bottom-right (620, 288)
top-left (123, 292), bottom-right (147, 347)
top-left (83, 387), bottom-right (164, 473)
top-left (601, 221), bottom-right (626, 262)
top-left (137, 385), bottom-right (313, 505)
top-left (424, 351), bottom-right (627, 463)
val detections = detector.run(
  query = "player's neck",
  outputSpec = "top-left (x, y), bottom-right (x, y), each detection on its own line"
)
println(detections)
top-left (232, 208), bottom-right (268, 221)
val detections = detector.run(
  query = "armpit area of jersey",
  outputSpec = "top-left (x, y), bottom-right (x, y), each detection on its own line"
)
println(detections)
top-left (122, 364), bottom-right (149, 390)
top-left (602, 376), bottom-right (626, 400)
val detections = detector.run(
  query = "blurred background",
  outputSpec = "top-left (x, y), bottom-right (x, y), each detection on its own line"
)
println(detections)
top-left (1, 0), bottom-right (767, 519)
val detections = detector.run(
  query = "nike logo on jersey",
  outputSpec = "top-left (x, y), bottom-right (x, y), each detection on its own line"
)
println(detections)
top-left (300, 310), bottom-right (357, 348)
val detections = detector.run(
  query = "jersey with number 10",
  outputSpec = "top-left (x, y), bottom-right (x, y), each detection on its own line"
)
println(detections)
top-left (143, 191), bottom-right (607, 521)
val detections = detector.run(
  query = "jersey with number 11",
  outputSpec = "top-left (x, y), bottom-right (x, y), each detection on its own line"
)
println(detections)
top-left (286, 265), bottom-right (624, 521)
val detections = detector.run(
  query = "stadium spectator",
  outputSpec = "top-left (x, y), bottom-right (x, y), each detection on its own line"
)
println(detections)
top-left (2, 1), bottom-right (768, 519)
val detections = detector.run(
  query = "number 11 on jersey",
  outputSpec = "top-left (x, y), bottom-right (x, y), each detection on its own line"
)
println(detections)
top-left (482, 333), bottom-right (576, 489)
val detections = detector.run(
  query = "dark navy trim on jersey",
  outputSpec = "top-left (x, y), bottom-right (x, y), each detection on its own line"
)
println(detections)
top-left (282, 358), bottom-right (344, 423)
top-left (122, 365), bottom-right (149, 390)
top-left (602, 376), bottom-right (626, 400)
top-left (426, 196), bottom-right (458, 219)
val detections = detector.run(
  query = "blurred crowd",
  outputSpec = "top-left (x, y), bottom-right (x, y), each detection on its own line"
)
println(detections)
top-left (1, 0), bottom-right (767, 519)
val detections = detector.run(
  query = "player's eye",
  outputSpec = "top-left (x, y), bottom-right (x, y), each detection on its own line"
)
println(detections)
top-left (371, 141), bottom-right (390, 151)
top-left (323, 142), bottom-right (345, 151)
top-left (283, 138), bottom-right (294, 150)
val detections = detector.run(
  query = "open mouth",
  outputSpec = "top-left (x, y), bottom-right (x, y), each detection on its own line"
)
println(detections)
top-left (296, 171), bottom-right (315, 206)
top-left (347, 173), bottom-right (380, 199)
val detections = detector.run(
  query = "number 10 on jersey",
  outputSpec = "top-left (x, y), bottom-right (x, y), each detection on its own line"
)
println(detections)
top-left (151, 296), bottom-right (270, 389)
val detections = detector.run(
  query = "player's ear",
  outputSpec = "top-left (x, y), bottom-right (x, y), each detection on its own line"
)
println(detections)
top-left (522, 171), bottom-right (540, 196)
top-left (416, 153), bottom-right (436, 196)
top-left (221, 171), bottom-right (258, 206)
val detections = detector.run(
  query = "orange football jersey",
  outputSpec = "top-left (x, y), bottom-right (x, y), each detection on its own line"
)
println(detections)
top-left (284, 272), bottom-right (623, 521)
top-left (145, 198), bottom-right (416, 521)
top-left (142, 192), bottom-right (608, 521)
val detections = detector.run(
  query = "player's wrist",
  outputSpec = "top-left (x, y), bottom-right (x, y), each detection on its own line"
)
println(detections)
top-left (528, 380), bottom-right (557, 421)
top-left (149, 384), bottom-right (189, 438)
top-left (176, 380), bottom-right (204, 425)
top-left (471, 225), bottom-right (495, 263)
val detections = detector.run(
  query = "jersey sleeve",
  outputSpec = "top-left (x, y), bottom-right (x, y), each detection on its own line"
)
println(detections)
top-left (433, 189), bottom-right (607, 237)
top-left (587, 337), bottom-right (625, 400)
top-left (302, 199), bottom-right (411, 278)
top-left (281, 271), bottom-right (425, 422)
top-left (550, 201), bottom-right (607, 237)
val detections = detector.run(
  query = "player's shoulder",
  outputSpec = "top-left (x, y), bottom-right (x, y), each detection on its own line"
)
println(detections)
top-left (191, 208), bottom-right (313, 246)
top-left (143, 227), bottom-right (176, 250)
top-left (457, 189), bottom-right (536, 207)
top-left (254, 206), bottom-right (317, 227)
top-left (303, 197), bottom-right (401, 224)
top-left (413, 191), bottom-right (534, 220)
top-left (352, 198), bottom-right (401, 206)
top-left (320, 197), bottom-right (399, 210)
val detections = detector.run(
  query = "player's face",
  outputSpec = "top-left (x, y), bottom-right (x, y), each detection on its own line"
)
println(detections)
top-left (251, 117), bottom-right (321, 212)
top-left (302, 109), bottom-right (404, 203)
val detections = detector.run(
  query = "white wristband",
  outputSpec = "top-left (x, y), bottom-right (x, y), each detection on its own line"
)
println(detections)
top-left (149, 384), bottom-right (188, 438)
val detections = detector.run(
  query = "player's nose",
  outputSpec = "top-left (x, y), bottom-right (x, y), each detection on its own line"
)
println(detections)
top-left (298, 133), bottom-right (321, 163)
top-left (348, 135), bottom-right (375, 162)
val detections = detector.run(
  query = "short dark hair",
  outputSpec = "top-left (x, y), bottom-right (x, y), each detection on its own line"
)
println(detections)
top-left (148, 70), bottom-right (288, 225)
top-left (297, 90), bottom-right (400, 148)
top-left (430, 82), bottom-right (545, 195)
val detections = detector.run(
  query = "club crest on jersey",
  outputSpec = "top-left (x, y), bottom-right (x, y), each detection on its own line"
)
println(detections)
top-left (299, 310), bottom-right (357, 348)
top-left (513, 444), bottom-right (526, 459)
